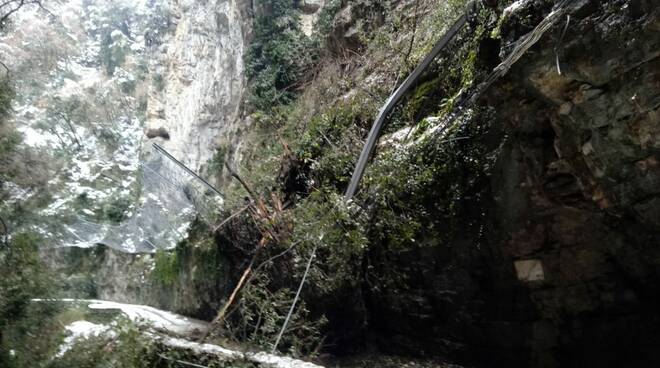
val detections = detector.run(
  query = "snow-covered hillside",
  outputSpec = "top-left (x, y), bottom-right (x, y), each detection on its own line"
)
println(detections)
top-left (0, 0), bottom-right (241, 252)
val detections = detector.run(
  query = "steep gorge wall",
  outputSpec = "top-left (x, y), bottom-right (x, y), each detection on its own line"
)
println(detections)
top-left (146, 0), bottom-right (252, 172)
top-left (491, 1), bottom-right (660, 365)
top-left (1, 0), bottom-right (254, 251)
top-left (362, 1), bottom-right (660, 367)
top-left (33, 1), bottom-right (660, 367)
top-left (35, 0), bottom-right (255, 311)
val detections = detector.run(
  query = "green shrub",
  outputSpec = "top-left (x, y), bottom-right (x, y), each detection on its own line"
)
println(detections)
top-left (0, 78), bottom-right (18, 162)
top-left (295, 95), bottom-right (374, 191)
top-left (0, 233), bottom-right (55, 367)
top-left (0, 78), bottom-right (13, 120)
top-left (0, 129), bottom-right (20, 164)
top-left (0, 233), bottom-right (52, 327)
top-left (102, 196), bottom-right (132, 224)
top-left (0, 302), bottom-right (62, 368)
top-left (152, 249), bottom-right (180, 286)
top-left (290, 190), bottom-right (368, 294)
top-left (246, 0), bottom-right (318, 109)
top-left (314, 0), bottom-right (342, 38)
top-left (225, 272), bottom-right (327, 358)
top-left (47, 318), bottom-right (159, 368)
top-left (363, 112), bottom-right (494, 249)
top-left (99, 34), bottom-right (128, 75)
top-left (153, 73), bottom-right (165, 92)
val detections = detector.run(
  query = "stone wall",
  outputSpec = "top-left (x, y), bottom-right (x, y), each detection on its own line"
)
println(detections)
top-left (363, 1), bottom-right (660, 367)
top-left (491, 1), bottom-right (660, 366)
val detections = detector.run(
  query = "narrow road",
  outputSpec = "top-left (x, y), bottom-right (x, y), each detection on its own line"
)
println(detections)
top-left (33, 298), bottom-right (208, 335)
top-left (33, 298), bottom-right (324, 368)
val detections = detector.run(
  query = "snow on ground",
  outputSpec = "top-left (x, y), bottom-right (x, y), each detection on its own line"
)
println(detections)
top-left (36, 298), bottom-right (324, 368)
top-left (34, 299), bottom-right (208, 335)
top-left (2, 181), bottom-right (33, 203)
top-left (87, 300), bottom-right (208, 335)
top-left (160, 336), bottom-right (324, 368)
top-left (16, 125), bottom-right (55, 147)
top-left (57, 320), bottom-right (114, 357)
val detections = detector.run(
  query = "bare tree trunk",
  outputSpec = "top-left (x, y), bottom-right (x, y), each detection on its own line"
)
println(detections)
top-left (224, 161), bottom-right (258, 202)
top-left (57, 113), bottom-right (82, 150)
top-left (201, 256), bottom-right (256, 342)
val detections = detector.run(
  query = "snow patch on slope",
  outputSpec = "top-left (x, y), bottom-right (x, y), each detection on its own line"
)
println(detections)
top-left (57, 321), bottom-right (114, 357)
top-left (87, 300), bottom-right (208, 335)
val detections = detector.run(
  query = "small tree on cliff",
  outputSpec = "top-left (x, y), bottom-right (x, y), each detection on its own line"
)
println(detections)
top-left (246, 0), bottom-right (318, 109)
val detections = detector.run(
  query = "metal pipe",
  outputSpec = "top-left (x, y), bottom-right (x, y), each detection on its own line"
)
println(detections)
top-left (344, 6), bottom-right (471, 200)
top-left (152, 143), bottom-right (224, 198)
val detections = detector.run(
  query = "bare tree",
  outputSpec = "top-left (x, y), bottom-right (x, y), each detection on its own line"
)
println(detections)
top-left (0, 0), bottom-right (49, 27)
top-left (54, 111), bottom-right (83, 150)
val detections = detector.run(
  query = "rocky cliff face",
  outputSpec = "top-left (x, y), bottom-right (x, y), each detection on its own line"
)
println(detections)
top-left (491, 1), bottom-right (660, 366)
top-left (8, 0), bottom-right (255, 307)
top-left (362, 1), bottom-right (660, 367)
top-left (146, 0), bottom-right (250, 172)
top-left (0, 0), bottom-right (252, 251)
top-left (41, 222), bottom-right (232, 320)
top-left (14, 1), bottom-right (660, 367)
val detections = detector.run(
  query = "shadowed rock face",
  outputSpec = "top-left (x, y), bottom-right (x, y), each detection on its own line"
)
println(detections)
top-left (40, 239), bottom-right (232, 322)
top-left (301, 0), bottom-right (324, 14)
top-left (145, 127), bottom-right (170, 140)
top-left (363, 1), bottom-right (660, 367)
top-left (491, 1), bottom-right (660, 366)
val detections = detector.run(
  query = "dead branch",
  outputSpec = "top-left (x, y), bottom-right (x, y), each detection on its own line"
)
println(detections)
top-left (224, 161), bottom-right (258, 202)
top-left (205, 164), bottom-right (292, 342)
top-left (391, 0), bottom-right (422, 94)
top-left (0, 60), bottom-right (9, 78)
top-left (55, 112), bottom-right (83, 150)
top-left (201, 256), bottom-right (256, 342)
top-left (403, 0), bottom-right (421, 65)
top-left (213, 205), bottom-right (250, 233)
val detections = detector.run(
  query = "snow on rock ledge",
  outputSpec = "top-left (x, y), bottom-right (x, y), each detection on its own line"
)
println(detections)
top-left (160, 336), bottom-right (324, 368)
top-left (57, 321), bottom-right (115, 357)
top-left (39, 298), bottom-right (324, 368)
top-left (34, 298), bottom-right (208, 336)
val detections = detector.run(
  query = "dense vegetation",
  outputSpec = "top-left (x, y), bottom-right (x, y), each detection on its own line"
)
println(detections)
top-left (195, 0), bottom-right (509, 358)
top-left (1, 0), bottom-right (540, 365)
top-left (245, 0), bottom-right (319, 109)
top-left (1, 0), bottom-right (486, 360)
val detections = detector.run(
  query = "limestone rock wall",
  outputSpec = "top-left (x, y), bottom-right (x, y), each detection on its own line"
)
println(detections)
top-left (146, 0), bottom-right (251, 173)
